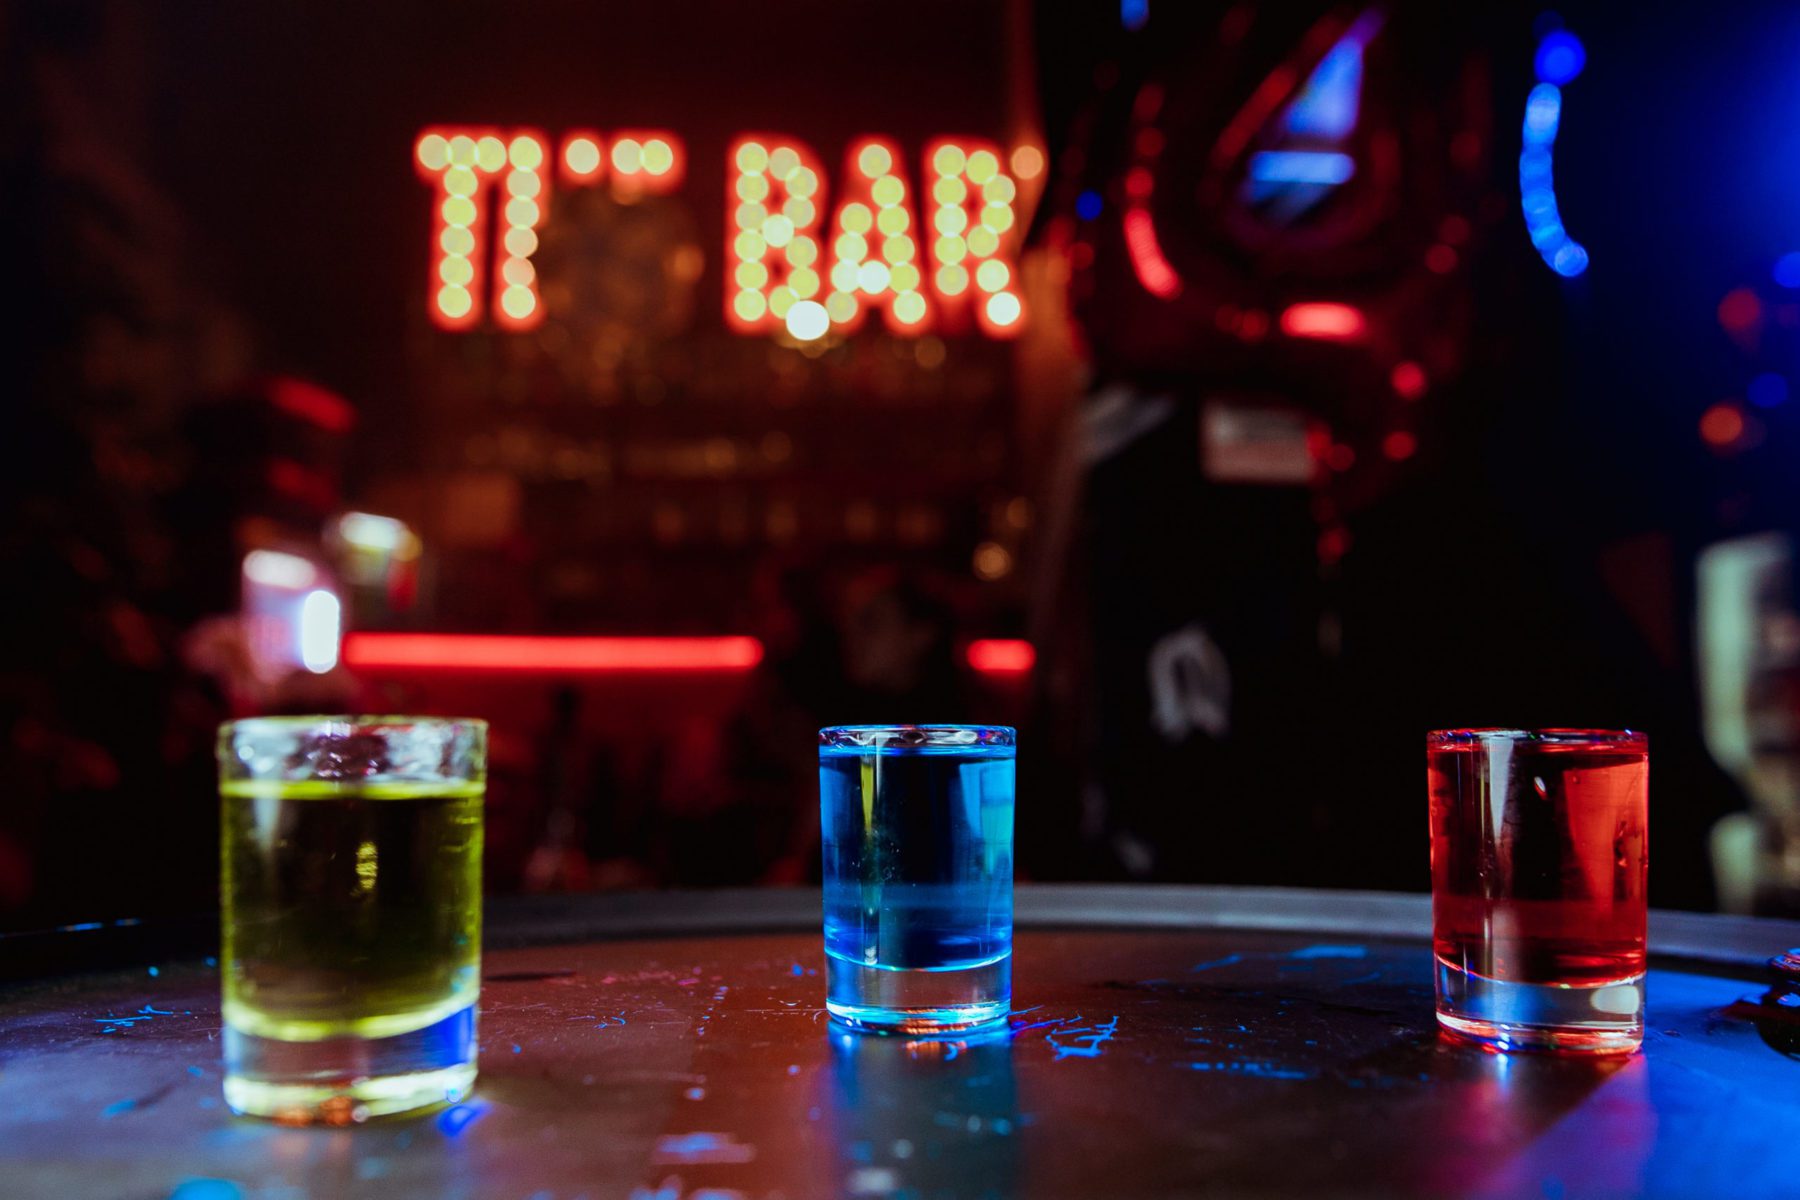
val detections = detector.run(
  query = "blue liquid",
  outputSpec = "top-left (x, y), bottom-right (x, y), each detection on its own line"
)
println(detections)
top-left (821, 743), bottom-right (1014, 992)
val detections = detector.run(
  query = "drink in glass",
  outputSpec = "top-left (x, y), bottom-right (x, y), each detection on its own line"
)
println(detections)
top-left (1428, 728), bottom-right (1648, 1052)
top-left (819, 725), bottom-right (1015, 1033)
top-left (218, 716), bottom-right (485, 1120)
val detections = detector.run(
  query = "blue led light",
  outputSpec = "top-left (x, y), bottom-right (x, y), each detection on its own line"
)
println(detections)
top-left (1121, 0), bottom-right (1148, 32)
top-left (1519, 57), bottom-right (1589, 277)
top-left (1534, 30), bottom-right (1587, 86)
top-left (1774, 253), bottom-right (1800, 288)
top-left (1240, 15), bottom-right (1381, 218)
top-left (1523, 86), bottom-right (1562, 142)
top-left (1076, 190), bottom-right (1103, 221)
top-left (1285, 38), bottom-right (1365, 140)
top-left (1749, 373), bottom-right (1789, 408)
top-left (1550, 243), bottom-right (1589, 277)
top-left (1248, 150), bottom-right (1355, 185)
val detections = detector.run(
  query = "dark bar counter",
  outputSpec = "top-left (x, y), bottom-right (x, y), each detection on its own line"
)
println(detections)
top-left (3, 886), bottom-right (1799, 1199)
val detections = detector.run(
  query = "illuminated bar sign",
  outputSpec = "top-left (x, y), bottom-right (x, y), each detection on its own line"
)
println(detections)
top-left (415, 128), bottom-right (1037, 341)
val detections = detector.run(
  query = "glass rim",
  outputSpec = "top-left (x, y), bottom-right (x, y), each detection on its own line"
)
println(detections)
top-left (819, 724), bottom-right (1015, 750)
top-left (1426, 727), bottom-right (1647, 748)
top-left (220, 715), bottom-right (488, 735)
top-left (218, 715), bottom-right (487, 786)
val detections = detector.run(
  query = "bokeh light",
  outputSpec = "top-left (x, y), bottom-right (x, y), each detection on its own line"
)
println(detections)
top-left (858, 143), bottom-right (893, 178)
top-left (786, 299), bottom-right (829, 340)
top-left (417, 134), bottom-right (449, 171)
top-left (563, 136), bottom-right (602, 178)
top-left (508, 136), bottom-right (544, 170)
top-left (737, 142), bottom-right (768, 173)
top-left (1390, 361), bottom-right (1428, 400)
top-left (642, 138), bottom-right (675, 175)
top-left (420, 127), bottom-right (509, 329)
top-left (985, 292), bottom-right (1021, 326)
top-left (727, 138), bottom-right (826, 334)
top-left (825, 139), bottom-right (930, 334)
top-left (492, 132), bottom-right (547, 330)
top-left (926, 139), bottom-right (1024, 334)
top-left (1774, 253), bottom-right (1800, 289)
top-left (1699, 402), bottom-right (1746, 448)
top-left (1748, 373), bottom-right (1789, 409)
top-left (436, 285), bottom-right (471, 318)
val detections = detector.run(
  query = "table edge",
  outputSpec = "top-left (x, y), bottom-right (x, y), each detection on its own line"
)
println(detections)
top-left (486, 884), bottom-right (1800, 975)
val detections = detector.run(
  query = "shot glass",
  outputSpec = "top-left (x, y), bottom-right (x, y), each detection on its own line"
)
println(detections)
top-left (820, 725), bottom-right (1015, 1034)
top-left (1428, 728), bottom-right (1648, 1053)
top-left (218, 716), bottom-right (486, 1121)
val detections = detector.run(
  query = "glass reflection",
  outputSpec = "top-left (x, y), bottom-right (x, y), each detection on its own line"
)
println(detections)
top-left (828, 1028), bottom-right (1018, 1199)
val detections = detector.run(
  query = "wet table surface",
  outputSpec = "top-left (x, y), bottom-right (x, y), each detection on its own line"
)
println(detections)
top-left (4, 885), bottom-right (1800, 1200)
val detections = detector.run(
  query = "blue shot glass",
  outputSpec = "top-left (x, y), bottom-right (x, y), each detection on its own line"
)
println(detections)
top-left (819, 725), bottom-right (1016, 1034)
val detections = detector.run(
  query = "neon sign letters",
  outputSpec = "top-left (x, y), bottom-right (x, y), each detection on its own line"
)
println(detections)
top-left (416, 128), bottom-right (1035, 340)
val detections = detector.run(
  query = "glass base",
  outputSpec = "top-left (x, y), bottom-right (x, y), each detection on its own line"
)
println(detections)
top-left (224, 1003), bottom-right (477, 1123)
top-left (826, 951), bottom-right (1010, 1035)
top-left (1435, 960), bottom-right (1643, 1054)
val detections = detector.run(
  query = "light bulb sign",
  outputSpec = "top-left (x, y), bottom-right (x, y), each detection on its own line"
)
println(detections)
top-left (416, 128), bottom-right (1037, 341)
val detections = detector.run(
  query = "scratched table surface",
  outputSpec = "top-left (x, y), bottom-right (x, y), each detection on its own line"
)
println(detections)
top-left (4, 885), bottom-right (1800, 1200)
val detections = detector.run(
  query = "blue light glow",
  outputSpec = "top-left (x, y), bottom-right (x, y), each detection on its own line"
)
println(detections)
top-left (169, 1180), bottom-right (244, 1200)
top-left (1285, 38), bottom-right (1365, 139)
top-left (1551, 243), bottom-right (1590, 276)
top-left (1519, 69), bottom-right (1589, 277)
top-left (1749, 373), bottom-right (1789, 408)
top-left (1523, 86), bottom-right (1562, 140)
top-left (436, 1100), bottom-right (487, 1138)
top-left (1242, 11), bottom-right (1383, 219)
top-left (1121, 0), bottom-right (1148, 32)
top-left (1534, 30), bottom-right (1587, 86)
top-left (1076, 190), bottom-right (1103, 221)
top-left (1248, 150), bottom-right (1355, 185)
top-left (1774, 253), bottom-right (1800, 288)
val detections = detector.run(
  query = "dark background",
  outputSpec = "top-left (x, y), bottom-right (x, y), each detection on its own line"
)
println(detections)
top-left (5, 0), bottom-right (1799, 929)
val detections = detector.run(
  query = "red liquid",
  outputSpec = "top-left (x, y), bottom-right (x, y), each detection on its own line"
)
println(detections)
top-left (1430, 739), bottom-right (1647, 987)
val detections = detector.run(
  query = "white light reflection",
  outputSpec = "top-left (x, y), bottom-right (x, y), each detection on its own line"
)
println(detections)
top-left (243, 549), bottom-right (316, 590)
top-left (337, 511), bottom-right (407, 552)
top-left (299, 590), bottom-right (342, 674)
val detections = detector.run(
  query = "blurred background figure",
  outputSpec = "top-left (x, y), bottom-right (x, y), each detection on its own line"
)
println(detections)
top-left (1020, 0), bottom-right (1787, 906)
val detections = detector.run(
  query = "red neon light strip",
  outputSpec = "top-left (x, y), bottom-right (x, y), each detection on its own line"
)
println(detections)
top-left (344, 634), bottom-right (1035, 678)
top-left (343, 634), bottom-right (764, 674)
top-left (966, 639), bottom-right (1035, 675)
top-left (1123, 207), bottom-right (1182, 300)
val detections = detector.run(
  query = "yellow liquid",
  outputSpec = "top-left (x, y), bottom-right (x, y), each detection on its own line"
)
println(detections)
top-left (221, 780), bottom-right (482, 1042)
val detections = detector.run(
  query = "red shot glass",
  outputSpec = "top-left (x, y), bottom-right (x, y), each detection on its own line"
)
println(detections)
top-left (1428, 729), bottom-right (1648, 1053)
